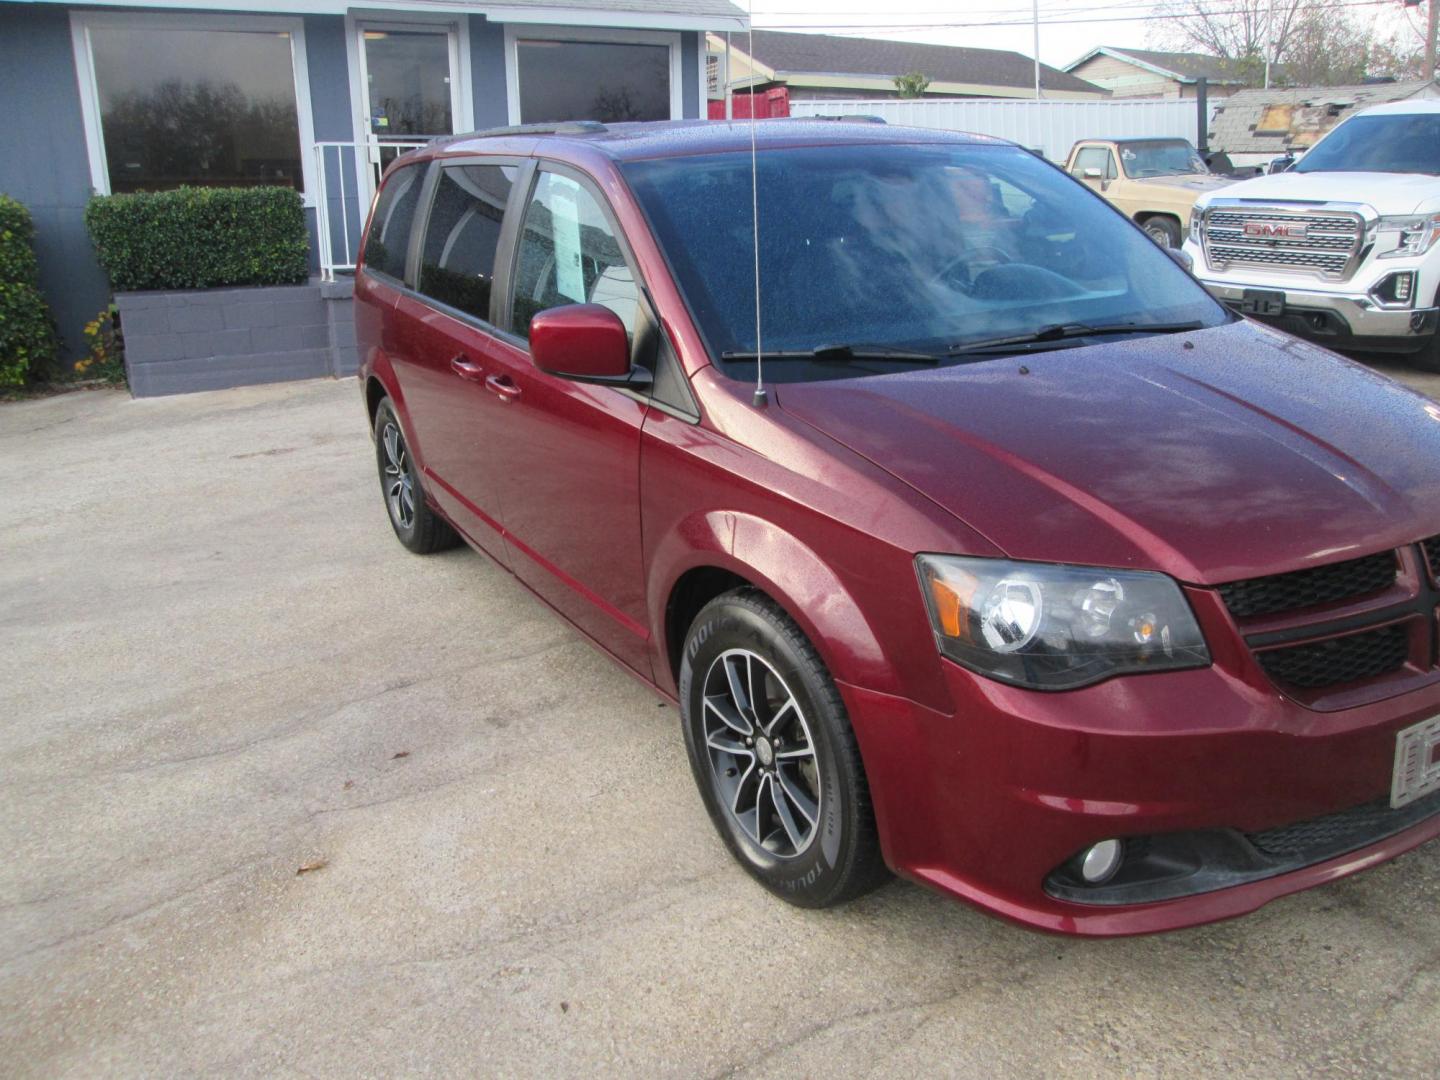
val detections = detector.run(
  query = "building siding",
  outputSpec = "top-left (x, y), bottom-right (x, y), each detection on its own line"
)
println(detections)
top-left (0, 6), bottom-right (111, 367)
top-left (470, 15), bottom-right (510, 130)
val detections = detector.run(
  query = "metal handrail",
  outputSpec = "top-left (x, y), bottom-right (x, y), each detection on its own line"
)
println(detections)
top-left (312, 139), bottom-right (428, 280)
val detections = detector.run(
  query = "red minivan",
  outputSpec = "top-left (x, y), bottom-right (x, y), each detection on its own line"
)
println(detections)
top-left (355, 119), bottom-right (1440, 935)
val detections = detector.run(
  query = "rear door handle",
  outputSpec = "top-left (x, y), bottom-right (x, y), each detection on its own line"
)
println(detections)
top-left (450, 355), bottom-right (485, 382)
top-left (485, 373), bottom-right (522, 403)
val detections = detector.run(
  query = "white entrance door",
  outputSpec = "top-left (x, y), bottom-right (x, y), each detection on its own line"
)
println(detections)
top-left (355, 22), bottom-right (465, 192)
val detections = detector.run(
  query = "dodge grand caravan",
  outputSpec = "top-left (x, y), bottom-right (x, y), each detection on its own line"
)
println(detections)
top-left (355, 119), bottom-right (1440, 936)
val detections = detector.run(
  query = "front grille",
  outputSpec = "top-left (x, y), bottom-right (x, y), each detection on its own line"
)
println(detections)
top-left (1217, 550), bottom-right (1397, 619)
top-left (1246, 789), bottom-right (1440, 858)
top-left (1203, 208), bottom-right (1362, 280)
top-left (1424, 534), bottom-right (1440, 579)
top-left (1256, 624), bottom-right (1409, 689)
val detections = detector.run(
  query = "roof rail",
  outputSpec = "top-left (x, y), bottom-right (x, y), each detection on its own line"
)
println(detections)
top-left (429, 120), bottom-right (608, 145)
top-left (802, 114), bottom-right (887, 124)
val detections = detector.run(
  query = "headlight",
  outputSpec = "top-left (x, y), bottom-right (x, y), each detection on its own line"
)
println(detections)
top-left (1377, 214), bottom-right (1440, 260)
top-left (1188, 206), bottom-right (1205, 243)
top-left (916, 555), bottom-right (1210, 691)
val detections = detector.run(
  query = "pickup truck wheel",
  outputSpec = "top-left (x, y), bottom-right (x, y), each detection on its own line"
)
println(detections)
top-left (679, 589), bottom-right (889, 908)
top-left (374, 398), bottom-right (459, 554)
top-left (1411, 331), bottom-right (1440, 374)
top-left (1141, 216), bottom-right (1182, 249)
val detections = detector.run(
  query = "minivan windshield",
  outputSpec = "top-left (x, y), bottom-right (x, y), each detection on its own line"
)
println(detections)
top-left (1293, 113), bottom-right (1440, 175)
top-left (622, 143), bottom-right (1228, 382)
top-left (1118, 140), bottom-right (1209, 177)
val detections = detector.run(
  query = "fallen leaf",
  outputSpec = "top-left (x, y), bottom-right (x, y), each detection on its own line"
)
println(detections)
top-left (559, 1001), bottom-right (570, 1014)
top-left (391, 750), bottom-right (410, 760)
top-left (343, 780), bottom-right (354, 790)
top-left (296, 860), bottom-right (328, 875)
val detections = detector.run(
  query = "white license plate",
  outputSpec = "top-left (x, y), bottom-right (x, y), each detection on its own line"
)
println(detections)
top-left (1391, 715), bottom-right (1440, 809)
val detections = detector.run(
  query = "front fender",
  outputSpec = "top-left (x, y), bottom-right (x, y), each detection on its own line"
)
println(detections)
top-left (647, 509), bottom-right (897, 698)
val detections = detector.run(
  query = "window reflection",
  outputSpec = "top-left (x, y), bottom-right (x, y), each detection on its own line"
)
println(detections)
top-left (517, 40), bottom-right (670, 124)
top-left (363, 30), bottom-right (453, 138)
top-left (90, 26), bottom-right (303, 193)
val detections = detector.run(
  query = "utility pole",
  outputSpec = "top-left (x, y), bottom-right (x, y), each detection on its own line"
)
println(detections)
top-left (1263, 0), bottom-right (1274, 89)
top-left (1427, 0), bottom-right (1437, 84)
top-left (1032, 0), bottom-right (1042, 99)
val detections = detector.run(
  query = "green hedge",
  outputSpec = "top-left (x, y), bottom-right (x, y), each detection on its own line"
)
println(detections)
top-left (0, 196), bottom-right (54, 385)
top-left (0, 282), bottom-right (55, 386)
top-left (85, 186), bottom-right (310, 292)
top-left (0, 194), bottom-right (40, 287)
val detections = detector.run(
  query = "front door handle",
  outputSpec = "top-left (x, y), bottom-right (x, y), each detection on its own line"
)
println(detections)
top-left (485, 373), bottom-right (522, 403)
top-left (450, 355), bottom-right (485, 382)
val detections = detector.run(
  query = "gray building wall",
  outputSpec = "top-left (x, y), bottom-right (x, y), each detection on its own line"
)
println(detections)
top-left (0, 6), bottom-right (111, 369)
top-left (682, 31), bottom-right (700, 118)
top-left (470, 15), bottom-right (510, 129)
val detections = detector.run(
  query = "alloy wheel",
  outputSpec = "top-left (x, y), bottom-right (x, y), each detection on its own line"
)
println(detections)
top-left (381, 421), bottom-right (416, 530)
top-left (701, 648), bottom-right (822, 858)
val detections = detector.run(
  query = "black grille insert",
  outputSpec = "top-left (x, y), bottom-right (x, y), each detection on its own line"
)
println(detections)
top-left (1256, 624), bottom-right (1409, 689)
top-left (1246, 789), bottom-right (1440, 859)
top-left (1424, 535), bottom-right (1440, 580)
top-left (1217, 550), bottom-right (1397, 619)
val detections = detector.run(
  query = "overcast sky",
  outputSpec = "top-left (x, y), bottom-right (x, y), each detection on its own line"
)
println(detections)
top-left (743, 0), bottom-right (1426, 69)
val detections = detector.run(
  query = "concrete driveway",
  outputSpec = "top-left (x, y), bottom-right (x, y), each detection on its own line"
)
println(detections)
top-left (3, 357), bottom-right (1440, 1077)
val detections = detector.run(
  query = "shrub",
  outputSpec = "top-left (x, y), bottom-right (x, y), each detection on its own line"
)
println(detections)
top-left (0, 195), bottom-right (40, 286)
top-left (0, 281), bottom-right (56, 386)
top-left (74, 304), bottom-right (125, 384)
top-left (84, 186), bottom-right (309, 292)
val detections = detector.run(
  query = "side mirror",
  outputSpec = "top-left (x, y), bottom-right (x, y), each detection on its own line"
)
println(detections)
top-left (529, 303), bottom-right (650, 388)
top-left (1165, 246), bottom-right (1194, 272)
top-left (1082, 167), bottom-right (1103, 181)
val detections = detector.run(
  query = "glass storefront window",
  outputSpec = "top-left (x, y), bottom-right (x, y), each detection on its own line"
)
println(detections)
top-left (516, 40), bottom-right (671, 125)
top-left (89, 25), bottom-right (304, 194)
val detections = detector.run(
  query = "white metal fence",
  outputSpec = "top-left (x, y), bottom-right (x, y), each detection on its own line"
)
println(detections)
top-left (788, 98), bottom-right (1203, 163)
top-left (313, 140), bottom-right (428, 280)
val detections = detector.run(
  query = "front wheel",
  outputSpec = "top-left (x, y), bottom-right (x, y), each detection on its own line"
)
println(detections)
top-left (1409, 293), bottom-right (1440, 374)
top-left (1141, 215), bottom-right (1182, 249)
top-left (679, 589), bottom-right (888, 908)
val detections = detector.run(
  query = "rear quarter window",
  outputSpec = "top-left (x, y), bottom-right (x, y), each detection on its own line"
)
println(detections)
top-left (363, 163), bottom-right (424, 280)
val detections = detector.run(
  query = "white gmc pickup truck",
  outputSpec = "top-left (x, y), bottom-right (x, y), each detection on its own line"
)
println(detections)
top-left (1182, 99), bottom-right (1440, 372)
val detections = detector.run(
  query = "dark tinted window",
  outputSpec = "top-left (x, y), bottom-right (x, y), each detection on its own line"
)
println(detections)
top-left (515, 39), bottom-right (670, 123)
top-left (622, 144), bottom-right (1227, 382)
top-left (364, 164), bottom-right (423, 280)
top-left (1294, 113), bottom-right (1440, 175)
top-left (417, 164), bottom-right (516, 320)
top-left (510, 172), bottom-right (638, 340)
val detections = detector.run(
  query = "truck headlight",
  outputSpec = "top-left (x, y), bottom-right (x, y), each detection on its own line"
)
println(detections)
top-left (1377, 214), bottom-right (1440, 260)
top-left (916, 555), bottom-right (1210, 691)
top-left (1189, 206), bottom-right (1205, 243)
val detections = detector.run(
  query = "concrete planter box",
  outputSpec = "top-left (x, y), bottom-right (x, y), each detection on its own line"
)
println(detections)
top-left (117, 278), bottom-right (358, 398)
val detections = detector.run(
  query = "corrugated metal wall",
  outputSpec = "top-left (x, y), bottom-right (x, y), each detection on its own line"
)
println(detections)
top-left (788, 98), bottom-right (1203, 163)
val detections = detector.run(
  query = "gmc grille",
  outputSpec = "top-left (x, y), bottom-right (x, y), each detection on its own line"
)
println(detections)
top-left (1202, 209), bottom-right (1364, 281)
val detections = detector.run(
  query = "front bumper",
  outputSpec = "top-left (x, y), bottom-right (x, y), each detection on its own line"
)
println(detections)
top-left (1193, 276), bottom-right (1438, 352)
top-left (842, 614), bottom-right (1440, 936)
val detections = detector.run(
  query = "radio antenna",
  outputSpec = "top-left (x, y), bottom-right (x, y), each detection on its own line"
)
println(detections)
top-left (745, 0), bottom-right (767, 408)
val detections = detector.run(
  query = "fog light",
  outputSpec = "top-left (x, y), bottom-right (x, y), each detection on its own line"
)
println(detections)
top-left (1080, 839), bottom-right (1124, 884)
top-left (1371, 271), bottom-right (1416, 308)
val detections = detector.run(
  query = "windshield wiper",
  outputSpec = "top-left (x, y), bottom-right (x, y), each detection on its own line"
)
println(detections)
top-left (945, 321), bottom-right (1204, 356)
top-left (721, 343), bottom-right (941, 364)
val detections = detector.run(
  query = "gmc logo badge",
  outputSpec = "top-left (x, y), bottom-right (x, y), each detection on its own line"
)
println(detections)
top-left (1244, 221), bottom-right (1307, 239)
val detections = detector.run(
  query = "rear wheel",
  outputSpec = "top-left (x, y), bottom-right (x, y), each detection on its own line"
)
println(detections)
top-left (679, 589), bottom-right (888, 908)
top-left (1141, 215), bottom-right (1182, 249)
top-left (373, 398), bottom-right (458, 554)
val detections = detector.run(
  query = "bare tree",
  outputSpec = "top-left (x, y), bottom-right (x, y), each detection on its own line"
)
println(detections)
top-left (1150, 0), bottom-right (1306, 69)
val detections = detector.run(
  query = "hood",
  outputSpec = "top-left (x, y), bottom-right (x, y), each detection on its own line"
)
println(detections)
top-left (776, 321), bottom-right (1440, 584)
top-left (1136, 173), bottom-right (1234, 193)
top-left (1201, 170), bottom-right (1439, 215)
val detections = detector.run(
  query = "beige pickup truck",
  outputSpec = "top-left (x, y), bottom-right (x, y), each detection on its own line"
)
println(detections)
top-left (1063, 138), bottom-right (1234, 248)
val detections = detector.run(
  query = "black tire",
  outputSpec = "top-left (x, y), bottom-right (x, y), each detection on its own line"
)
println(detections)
top-left (1141, 215), bottom-right (1182, 249)
top-left (1409, 293), bottom-right (1440, 373)
top-left (373, 398), bottom-right (458, 554)
top-left (679, 588), bottom-right (888, 908)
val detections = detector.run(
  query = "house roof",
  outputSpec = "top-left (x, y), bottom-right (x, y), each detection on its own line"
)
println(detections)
top-left (732, 29), bottom-right (1105, 96)
top-left (1066, 46), bottom-right (1260, 86)
top-left (1207, 79), bottom-right (1440, 153)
